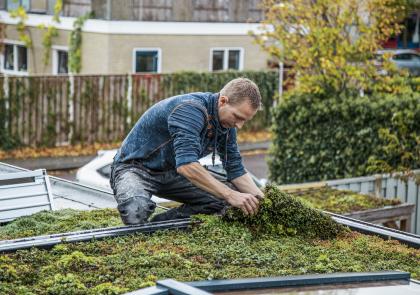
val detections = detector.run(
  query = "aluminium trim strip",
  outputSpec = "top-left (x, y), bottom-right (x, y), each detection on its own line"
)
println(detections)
top-left (0, 191), bottom-right (47, 201)
top-left (44, 172), bottom-right (55, 211)
top-left (0, 219), bottom-right (195, 253)
top-left (0, 202), bottom-right (51, 212)
top-left (127, 271), bottom-right (411, 294)
top-left (328, 212), bottom-right (420, 248)
top-left (0, 162), bottom-right (166, 211)
top-left (125, 286), bottom-right (169, 295)
top-left (157, 279), bottom-right (212, 295)
top-left (0, 169), bottom-right (44, 180)
top-left (187, 271), bottom-right (411, 292)
top-left (0, 181), bottom-right (42, 190)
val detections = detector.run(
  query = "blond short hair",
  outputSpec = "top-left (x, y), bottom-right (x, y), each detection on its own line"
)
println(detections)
top-left (220, 78), bottom-right (262, 110)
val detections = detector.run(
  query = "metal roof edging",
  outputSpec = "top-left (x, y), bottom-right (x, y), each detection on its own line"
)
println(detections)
top-left (0, 218), bottom-right (196, 253)
top-left (157, 279), bottom-right (212, 295)
top-left (124, 286), bottom-right (168, 295)
top-left (128, 271), bottom-right (411, 294)
top-left (0, 162), bottom-right (168, 210)
top-left (328, 212), bottom-right (420, 248)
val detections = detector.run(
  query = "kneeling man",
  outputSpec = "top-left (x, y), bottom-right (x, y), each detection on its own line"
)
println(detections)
top-left (111, 78), bottom-right (263, 224)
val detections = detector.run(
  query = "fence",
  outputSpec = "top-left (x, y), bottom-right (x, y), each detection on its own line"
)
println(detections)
top-left (0, 71), bottom-right (278, 149)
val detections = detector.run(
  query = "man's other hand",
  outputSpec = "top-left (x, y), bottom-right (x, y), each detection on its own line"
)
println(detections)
top-left (226, 191), bottom-right (260, 216)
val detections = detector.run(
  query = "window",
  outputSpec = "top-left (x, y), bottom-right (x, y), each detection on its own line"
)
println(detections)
top-left (17, 45), bottom-right (27, 71)
top-left (393, 53), bottom-right (420, 62)
top-left (133, 49), bottom-right (161, 73)
top-left (7, 0), bottom-right (30, 11)
top-left (4, 44), bottom-right (14, 71)
top-left (1, 42), bottom-right (28, 74)
top-left (52, 46), bottom-right (69, 74)
top-left (210, 48), bottom-right (243, 71)
top-left (393, 54), bottom-right (413, 61)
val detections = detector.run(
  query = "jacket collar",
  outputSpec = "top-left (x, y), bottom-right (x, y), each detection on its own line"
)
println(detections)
top-left (209, 93), bottom-right (229, 135)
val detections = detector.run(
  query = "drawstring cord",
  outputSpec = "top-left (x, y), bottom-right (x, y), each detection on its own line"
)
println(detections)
top-left (225, 132), bottom-right (228, 164)
top-left (210, 93), bottom-right (229, 167)
top-left (212, 125), bottom-right (229, 167)
top-left (212, 127), bottom-right (218, 166)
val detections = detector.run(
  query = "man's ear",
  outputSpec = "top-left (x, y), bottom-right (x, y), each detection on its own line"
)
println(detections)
top-left (219, 95), bottom-right (229, 106)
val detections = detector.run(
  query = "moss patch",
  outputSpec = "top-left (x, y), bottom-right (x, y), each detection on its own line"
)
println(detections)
top-left (223, 185), bottom-right (347, 239)
top-left (0, 186), bottom-right (418, 294)
top-left (0, 209), bottom-right (123, 240)
top-left (0, 215), bottom-right (419, 294)
top-left (294, 187), bottom-right (401, 214)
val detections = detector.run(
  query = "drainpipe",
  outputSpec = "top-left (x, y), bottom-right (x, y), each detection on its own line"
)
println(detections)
top-left (106, 0), bottom-right (112, 20)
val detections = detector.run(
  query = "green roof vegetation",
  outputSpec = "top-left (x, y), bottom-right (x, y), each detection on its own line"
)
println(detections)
top-left (294, 187), bottom-right (402, 214)
top-left (223, 185), bottom-right (347, 239)
top-left (0, 208), bottom-right (123, 241)
top-left (0, 186), bottom-right (418, 294)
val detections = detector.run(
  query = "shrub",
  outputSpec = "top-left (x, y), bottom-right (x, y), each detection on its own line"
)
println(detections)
top-left (269, 91), bottom-right (420, 183)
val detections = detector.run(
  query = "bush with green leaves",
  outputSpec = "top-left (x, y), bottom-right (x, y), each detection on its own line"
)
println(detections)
top-left (269, 91), bottom-right (420, 184)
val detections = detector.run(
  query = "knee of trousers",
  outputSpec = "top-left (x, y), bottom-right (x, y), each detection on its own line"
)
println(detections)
top-left (117, 197), bottom-right (156, 225)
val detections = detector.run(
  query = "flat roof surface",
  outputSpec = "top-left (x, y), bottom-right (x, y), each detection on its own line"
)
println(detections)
top-left (217, 280), bottom-right (420, 295)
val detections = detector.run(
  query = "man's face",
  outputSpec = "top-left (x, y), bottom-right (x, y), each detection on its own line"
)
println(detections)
top-left (218, 96), bottom-right (257, 129)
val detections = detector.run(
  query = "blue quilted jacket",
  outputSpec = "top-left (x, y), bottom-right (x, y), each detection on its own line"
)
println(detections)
top-left (114, 92), bottom-right (245, 181)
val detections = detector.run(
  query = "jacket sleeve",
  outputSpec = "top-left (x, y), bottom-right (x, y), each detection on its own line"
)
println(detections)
top-left (218, 128), bottom-right (246, 181)
top-left (168, 103), bottom-right (206, 168)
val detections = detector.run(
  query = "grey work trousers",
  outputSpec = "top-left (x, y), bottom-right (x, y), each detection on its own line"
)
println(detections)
top-left (110, 161), bottom-right (232, 225)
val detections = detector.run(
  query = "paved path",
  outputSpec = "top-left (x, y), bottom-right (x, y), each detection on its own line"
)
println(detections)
top-left (242, 153), bottom-right (269, 180)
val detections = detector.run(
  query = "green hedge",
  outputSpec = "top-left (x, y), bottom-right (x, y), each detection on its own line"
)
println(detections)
top-left (163, 71), bottom-right (278, 131)
top-left (269, 92), bottom-right (420, 184)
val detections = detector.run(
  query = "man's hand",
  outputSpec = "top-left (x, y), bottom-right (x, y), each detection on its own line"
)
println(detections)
top-left (177, 162), bottom-right (262, 216)
top-left (225, 191), bottom-right (260, 216)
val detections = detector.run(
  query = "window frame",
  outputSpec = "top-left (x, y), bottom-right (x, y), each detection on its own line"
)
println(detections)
top-left (0, 39), bottom-right (29, 76)
top-left (52, 45), bottom-right (69, 75)
top-left (209, 47), bottom-right (244, 71)
top-left (132, 48), bottom-right (162, 74)
top-left (6, 0), bottom-right (30, 11)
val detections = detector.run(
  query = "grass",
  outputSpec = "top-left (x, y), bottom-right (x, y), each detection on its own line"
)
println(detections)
top-left (0, 186), bottom-right (418, 294)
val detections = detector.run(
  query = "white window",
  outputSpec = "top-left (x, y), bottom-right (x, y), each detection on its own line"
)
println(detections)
top-left (133, 48), bottom-right (162, 73)
top-left (210, 48), bottom-right (244, 71)
top-left (7, 0), bottom-right (30, 11)
top-left (1, 41), bottom-right (28, 75)
top-left (52, 46), bottom-right (69, 74)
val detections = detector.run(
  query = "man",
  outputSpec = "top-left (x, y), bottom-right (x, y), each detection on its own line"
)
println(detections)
top-left (110, 77), bottom-right (264, 224)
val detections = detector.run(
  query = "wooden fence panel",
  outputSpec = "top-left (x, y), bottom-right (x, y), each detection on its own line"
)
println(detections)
top-left (1, 72), bottom-right (276, 149)
top-left (131, 74), bottom-right (164, 125)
